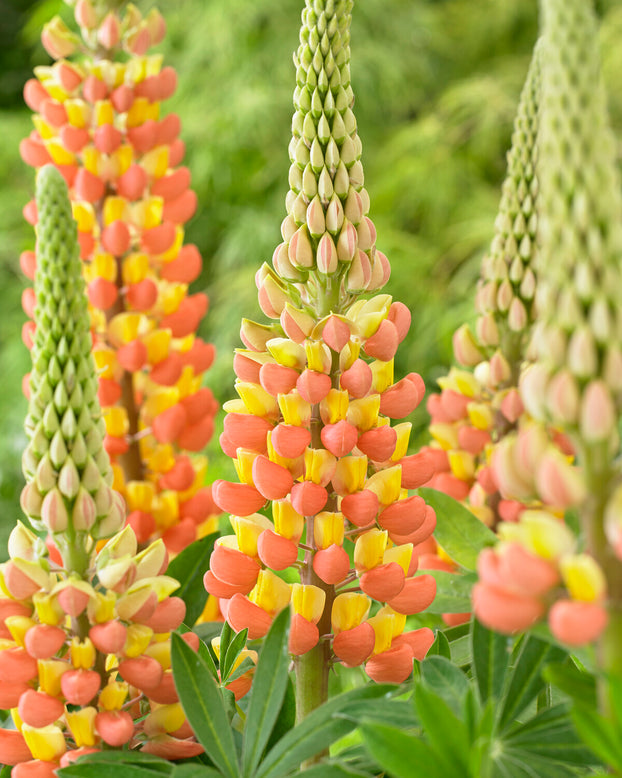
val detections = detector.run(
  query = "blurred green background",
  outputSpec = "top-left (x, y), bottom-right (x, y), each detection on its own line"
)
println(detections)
top-left (1, 0), bottom-right (621, 554)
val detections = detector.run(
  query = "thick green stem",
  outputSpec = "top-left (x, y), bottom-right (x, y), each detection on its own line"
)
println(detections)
top-left (59, 529), bottom-right (92, 579)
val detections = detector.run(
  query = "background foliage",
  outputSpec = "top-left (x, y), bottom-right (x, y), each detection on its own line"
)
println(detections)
top-left (1, 0), bottom-right (621, 556)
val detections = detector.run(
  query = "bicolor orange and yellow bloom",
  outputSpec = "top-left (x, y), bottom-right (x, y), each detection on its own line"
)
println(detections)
top-left (19, 0), bottom-right (218, 555)
top-left (204, 0), bottom-right (437, 692)
top-left (0, 166), bottom-right (202, 774)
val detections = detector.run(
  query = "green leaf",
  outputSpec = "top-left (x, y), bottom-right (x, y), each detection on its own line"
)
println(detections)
top-left (419, 488), bottom-right (497, 571)
top-left (255, 684), bottom-right (394, 778)
top-left (220, 627), bottom-right (249, 682)
top-left (420, 569), bottom-right (476, 613)
top-left (197, 636), bottom-right (219, 680)
top-left (241, 608), bottom-right (290, 778)
top-left (219, 620), bottom-right (234, 662)
top-left (264, 675), bottom-right (296, 755)
top-left (427, 628), bottom-right (451, 659)
top-left (337, 698), bottom-right (418, 729)
top-left (194, 621), bottom-right (224, 645)
top-left (419, 655), bottom-right (470, 718)
top-left (359, 721), bottom-right (447, 778)
top-left (171, 632), bottom-right (239, 778)
top-left (503, 704), bottom-right (597, 767)
top-left (471, 618), bottom-right (511, 705)
top-left (170, 767), bottom-right (223, 778)
top-left (571, 706), bottom-right (622, 770)
top-left (414, 682), bottom-right (471, 774)
top-left (297, 765), bottom-right (375, 777)
top-left (498, 635), bottom-right (567, 730)
top-left (543, 661), bottom-right (597, 708)
top-left (166, 533), bottom-right (217, 627)
top-left (58, 767), bottom-right (171, 778)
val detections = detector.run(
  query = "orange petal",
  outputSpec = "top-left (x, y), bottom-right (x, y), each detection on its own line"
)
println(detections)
top-left (458, 426), bottom-right (491, 456)
top-left (209, 544), bottom-right (261, 590)
top-left (257, 530), bottom-right (298, 570)
top-left (0, 680), bottom-right (31, 708)
top-left (59, 748), bottom-right (101, 767)
top-left (472, 582), bottom-right (545, 634)
top-left (340, 359), bottom-right (373, 399)
top-left (18, 689), bottom-right (65, 728)
top-left (227, 593), bottom-right (273, 640)
top-left (548, 600), bottom-right (608, 647)
top-left (333, 622), bottom-right (375, 667)
top-left (203, 570), bottom-right (252, 598)
top-left (24, 624), bottom-right (65, 659)
top-left (159, 456), bottom-right (195, 492)
top-left (259, 363), bottom-right (299, 396)
top-left (379, 374), bottom-right (424, 419)
top-left (252, 456), bottom-right (294, 501)
top-left (388, 575), bottom-right (436, 615)
top-left (0, 727), bottom-right (34, 765)
top-left (223, 413), bottom-right (272, 454)
top-left (357, 426), bottom-right (397, 462)
top-left (312, 545), bottom-right (350, 585)
top-left (364, 319), bottom-right (398, 362)
top-left (138, 597), bottom-right (186, 633)
top-left (161, 243), bottom-right (202, 283)
top-left (61, 669), bottom-right (101, 706)
top-left (391, 627), bottom-right (435, 660)
top-left (89, 621), bottom-right (127, 655)
top-left (58, 586), bottom-right (90, 617)
top-left (126, 279), bottom-right (158, 311)
top-left (152, 404), bottom-right (187, 444)
top-left (498, 543), bottom-right (559, 597)
top-left (290, 481), bottom-right (327, 516)
top-left (270, 424), bottom-right (311, 459)
top-left (101, 220), bottom-right (131, 256)
top-left (95, 710), bottom-right (134, 746)
top-left (288, 613), bottom-right (319, 656)
top-left (212, 480), bottom-right (266, 516)
top-left (365, 643), bottom-right (413, 683)
top-left (117, 656), bottom-right (163, 691)
top-left (321, 420), bottom-right (358, 457)
top-left (297, 370), bottom-right (332, 404)
top-left (146, 672), bottom-right (179, 705)
top-left (141, 735), bottom-right (204, 759)
top-left (341, 490), bottom-right (379, 527)
top-left (322, 316), bottom-right (351, 352)
top-left (387, 302), bottom-right (411, 343)
top-left (377, 495), bottom-right (426, 535)
top-left (117, 340), bottom-right (148, 372)
top-left (150, 353), bottom-right (184, 386)
top-left (0, 647), bottom-right (38, 682)
top-left (359, 562), bottom-right (405, 601)
top-left (399, 452), bottom-right (435, 489)
top-left (390, 505), bottom-right (436, 546)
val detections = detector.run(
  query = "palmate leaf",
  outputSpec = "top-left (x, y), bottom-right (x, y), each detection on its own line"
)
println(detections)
top-left (358, 721), bottom-right (447, 778)
top-left (419, 488), bottom-right (496, 571)
top-left (166, 533), bottom-right (218, 627)
top-left (413, 683), bottom-right (471, 774)
top-left (497, 635), bottom-right (567, 730)
top-left (472, 618), bottom-right (512, 705)
top-left (57, 751), bottom-right (173, 777)
top-left (171, 632), bottom-right (239, 778)
top-left (254, 684), bottom-right (394, 778)
top-left (170, 767), bottom-right (223, 778)
top-left (571, 706), bottom-right (622, 771)
top-left (419, 655), bottom-right (470, 718)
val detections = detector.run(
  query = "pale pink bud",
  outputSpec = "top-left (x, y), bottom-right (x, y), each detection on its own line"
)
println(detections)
top-left (240, 319), bottom-right (278, 352)
top-left (519, 363), bottom-right (550, 421)
top-left (125, 23), bottom-right (151, 56)
top-left (476, 313), bottom-right (499, 347)
top-left (97, 12), bottom-right (121, 49)
top-left (489, 350), bottom-right (511, 385)
top-left (356, 217), bottom-right (377, 252)
top-left (452, 324), bottom-right (484, 367)
top-left (72, 487), bottom-right (97, 531)
top-left (288, 226), bottom-right (314, 268)
top-left (273, 243), bottom-right (304, 281)
top-left (306, 196), bottom-right (326, 237)
top-left (508, 297), bottom-right (528, 331)
top-left (580, 380), bottom-right (616, 442)
top-left (42, 17), bottom-right (79, 59)
top-left (145, 8), bottom-right (167, 45)
top-left (337, 219), bottom-right (358, 263)
top-left (258, 276), bottom-right (290, 318)
top-left (75, 0), bottom-right (97, 29)
top-left (316, 233), bottom-right (338, 274)
top-left (346, 249), bottom-right (372, 292)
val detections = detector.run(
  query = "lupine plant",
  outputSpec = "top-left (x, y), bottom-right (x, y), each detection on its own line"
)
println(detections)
top-left (205, 0), bottom-right (439, 720)
top-left (19, 0), bottom-right (218, 556)
top-left (0, 165), bottom-right (203, 775)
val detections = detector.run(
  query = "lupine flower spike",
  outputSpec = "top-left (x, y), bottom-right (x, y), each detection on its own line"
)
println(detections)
top-left (1, 166), bottom-right (202, 774)
top-left (423, 43), bottom-right (551, 531)
top-left (474, 0), bottom-right (621, 653)
top-left (20, 0), bottom-right (218, 555)
top-left (205, 0), bottom-right (437, 718)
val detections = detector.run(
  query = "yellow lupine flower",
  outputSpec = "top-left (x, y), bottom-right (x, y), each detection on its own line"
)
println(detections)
top-left (370, 359), bottom-right (394, 393)
top-left (72, 201), bottom-right (96, 233)
top-left (91, 252), bottom-right (117, 283)
top-left (122, 623), bottom-right (154, 658)
top-left (126, 480), bottom-right (156, 513)
top-left (266, 338), bottom-right (306, 369)
top-left (273, 500), bottom-right (304, 541)
top-left (70, 637), bottom-right (96, 669)
top-left (313, 511), bottom-right (344, 549)
top-left (278, 391), bottom-right (311, 426)
top-left (234, 449), bottom-right (258, 485)
top-left (390, 423), bottom-right (412, 462)
top-left (304, 447), bottom-right (336, 485)
top-left (103, 195), bottom-right (129, 226)
top-left (98, 681), bottom-right (129, 711)
top-left (448, 449), bottom-right (476, 481)
top-left (122, 252), bottom-right (150, 284)
top-left (32, 591), bottom-right (64, 626)
top-left (37, 659), bottom-right (69, 697)
top-left (365, 466), bottom-right (402, 506)
top-left (65, 707), bottom-right (97, 747)
top-left (367, 610), bottom-right (395, 655)
top-left (332, 455), bottom-right (368, 494)
top-left (354, 529), bottom-right (388, 571)
top-left (320, 389), bottom-right (349, 424)
top-left (151, 492), bottom-right (179, 529)
top-left (383, 543), bottom-right (413, 574)
top-left (103, 406), bottom-right (129, 437)
top-left (305, 340), bottom-right (331, 373)
top-left (429, 422), bottom-right (459, 451)
top-left (87, 590), bottom-right (116, 624)
top-left (237, 382), bottom-right (279, 417)
top-left (347, 395), bottom-right (380, 431)
top-left (231, 514), bottom-right (272, 558)
top-left (467, 402), bottom-right (495, 431)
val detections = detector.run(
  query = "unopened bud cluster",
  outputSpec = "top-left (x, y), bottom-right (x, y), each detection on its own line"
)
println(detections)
top-left (423, 45), bottom-right (546, 529)
top-left (20, 1), bottom-right (218, 555)
top-left (205, 0), bottom-right (438, 685)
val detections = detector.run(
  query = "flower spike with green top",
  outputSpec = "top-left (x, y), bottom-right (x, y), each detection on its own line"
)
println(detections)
top-left (207, 0), bottom-right (438, 722)
top-left (474, 0), bottom-right (620, 653)
top-left (1, 165), bottom-right (203, 771)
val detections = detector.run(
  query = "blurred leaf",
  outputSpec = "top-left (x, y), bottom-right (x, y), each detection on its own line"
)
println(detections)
top-left (166, 533), bottom-right (217, 627)
top-left (419, 655), bottom-right (470, 719)
top-left (359, 721), bottom-right (447, 778)
top-left (419, 488), bottom-right (496, 571)
top-left (472, 618), bottom-right (511, 705)
top-left (419, 568), bottom-right (475, 613)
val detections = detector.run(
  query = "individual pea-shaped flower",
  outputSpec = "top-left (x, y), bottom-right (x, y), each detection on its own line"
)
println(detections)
top-left (19, 1), bottom-right (218, 554)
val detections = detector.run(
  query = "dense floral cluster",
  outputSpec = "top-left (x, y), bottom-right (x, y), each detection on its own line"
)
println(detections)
top-left (204, 0), bottom-right (438, 685)
top-left (1, 165), bottom-right (202, 776)
top-left (19, 0), bottom-right (218, 554)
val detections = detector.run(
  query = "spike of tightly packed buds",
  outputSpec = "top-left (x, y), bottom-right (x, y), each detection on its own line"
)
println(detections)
top-left (206, 0), bottom-right (437, 706)
top-left (422, 43), bottom-right (551, 534)
top-left (475, 0), bottom-right (622, 651)
top-left (0, 166), bottom-right (202, 771)
top-left (20, 1), bottom-right (218, 554)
